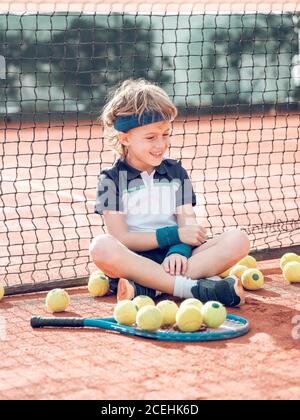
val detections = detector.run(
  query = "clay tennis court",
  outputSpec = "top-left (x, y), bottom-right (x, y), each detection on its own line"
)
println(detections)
top-left (1, 0), bottom-right (300, 401)
top-left (0, 260), bottom-right (300, 400)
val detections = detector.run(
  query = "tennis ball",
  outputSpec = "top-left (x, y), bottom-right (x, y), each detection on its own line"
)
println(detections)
top-left (46, 289), bottom-right (70, 313)
top-left (156, 300), bottom-right (178, 326)
top-left (113, 300), bottom-right (138, 326)
top-left (180, 298), bottom-right (203, 311)
top-left (280, 253), bottom-right (300, 271)
top-left (238, 255), bottom-right (257, 269)
top-left (136, 305), bottom-right (163, 331)
top-left (133, 295), bottom-right (155, 310)
top-left (0, 285), bottom-right (4, 301)
top-left (229, 264), bottom-right (248, 279)
top-left (88, 270), bottom-right (110, 297)
top-left (283, 261), bottom-right (300, 283)
top-left (202, 301), bottom-right (227, 329)
top-left (219, 267), bottom-right (233, 278)
top-left (176, 306), bottom-right (203, 332)
top-left (241, 268), bottom-right (264, 290)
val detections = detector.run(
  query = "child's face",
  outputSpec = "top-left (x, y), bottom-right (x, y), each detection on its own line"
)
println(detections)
top-left (119, 120), bottom-right (171, 172)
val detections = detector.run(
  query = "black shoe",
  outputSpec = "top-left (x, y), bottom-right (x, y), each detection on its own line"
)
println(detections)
top-left (107, 277), bottom-right (119, 294)
top-left (191, 276), bottom-right (245, 308)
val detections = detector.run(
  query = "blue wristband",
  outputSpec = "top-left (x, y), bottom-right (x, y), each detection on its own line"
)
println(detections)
top-left (166, 243), bottom-right (193, 259)
top-left (156, 226), bottom-right (180, 249)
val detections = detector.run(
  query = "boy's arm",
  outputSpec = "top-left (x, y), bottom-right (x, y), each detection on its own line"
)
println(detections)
top-left (103, 211), bottom-right (159, 252)
top-left (176, 203), bottom-right (198, 227)
top-left (103, 207), bottom-right (206, 253)
top-left (176, 203), bottom-right (207, 240)
top-left (166, 204), bottom-right (198, 259)
top-left (97, 174), bottom-right (159, 252)
top-left (166, 204), bottom-right (207, 258)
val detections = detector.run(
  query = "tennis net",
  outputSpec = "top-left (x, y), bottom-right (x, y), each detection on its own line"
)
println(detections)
top-left (0, 1), bottom-right (299, 294)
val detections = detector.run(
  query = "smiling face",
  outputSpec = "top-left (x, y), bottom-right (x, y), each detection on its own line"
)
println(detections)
top-left (118, 120), bottom-right (171, 174)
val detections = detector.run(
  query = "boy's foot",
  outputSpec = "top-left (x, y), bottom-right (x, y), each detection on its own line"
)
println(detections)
top-left (227, 276), bottom-right (245, 306)
top-left (191, 275), bottom-right (245, 308)
top-left (117, 278), bottom-right (135, 301)
top-left (117, 278), bottom-right (157, 302)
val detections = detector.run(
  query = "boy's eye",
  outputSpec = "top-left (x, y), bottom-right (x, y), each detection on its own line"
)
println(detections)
top-left (145, 133), bottom-right (170, 140)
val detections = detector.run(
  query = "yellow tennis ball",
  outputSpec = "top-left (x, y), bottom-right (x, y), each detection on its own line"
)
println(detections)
top-left (88, 270), bottom-right (110, 297)
top-left (241, 268), bottom-right (264, 290)
top-left (283, 261), bottom-right (300, 283)
top-left (280, 253), bottom-right (300, 271)
top-left (238, 255), bottom-right (257, 269)
top-left (136, 305), bottom-right (163, 331)
top-left (202, 301), bottom-right (227, 329)
top-left (176, 306), bottom-right (203, 332)
top-left (180, 298), bottom-right (203, 311)
top-left (0, 285), bottom-right (5, 301)
top-left (133, 295), bottom-right (155, 310)
top-left (113, 300), bottom-right (138, 326)
top-left (229, 264), bottom-right (248, 279)
top-left (156, 300), bottom-right (178, 326)
top-left (219, 267), bottom-right (233, 278)
top-left (46, 289), bottom-right (70, 313)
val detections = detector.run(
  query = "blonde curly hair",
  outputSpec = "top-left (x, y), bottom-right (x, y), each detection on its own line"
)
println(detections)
top-left (100, 79), bottom-right (177, 158)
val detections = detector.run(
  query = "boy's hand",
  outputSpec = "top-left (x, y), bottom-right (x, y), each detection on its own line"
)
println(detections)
top-left (162, 254), bottom-right (188, 276)
top-left (178, 225), bottom-right (207, 247)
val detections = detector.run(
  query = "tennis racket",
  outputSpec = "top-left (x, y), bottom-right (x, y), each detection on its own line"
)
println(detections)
top-left (31, 314), bottom-right (249, 342)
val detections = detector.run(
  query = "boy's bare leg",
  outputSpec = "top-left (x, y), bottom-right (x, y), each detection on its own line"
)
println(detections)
top-left (90, 235), bottom-right (175, 294)
top-left (90, 230), bottom-right (248, 304)
top-left (185, 229), bottom-right (250, 280)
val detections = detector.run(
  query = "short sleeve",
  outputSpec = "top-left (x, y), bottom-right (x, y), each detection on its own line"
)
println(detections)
top-left (95, 173), bottom-right (123, 215)
top-left (175, 166), bottom-right (197, 208)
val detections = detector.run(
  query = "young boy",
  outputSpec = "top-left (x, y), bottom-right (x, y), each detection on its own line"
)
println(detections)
top-left (90, 79), bottom-right (250, 307)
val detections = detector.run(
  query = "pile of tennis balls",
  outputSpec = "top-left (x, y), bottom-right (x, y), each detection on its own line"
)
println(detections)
top-left (113, 296), bottom-right (227, 333)
top-left (220, 255), bottom-right (264, 291)
top-left (280, 253), bottom-right (300, 283)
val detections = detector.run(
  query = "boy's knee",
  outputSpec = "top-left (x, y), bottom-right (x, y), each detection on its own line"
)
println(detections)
top-left (89, 234), bottom-right (120, 266)
top-left (227, 229), bottom-right (250, 258)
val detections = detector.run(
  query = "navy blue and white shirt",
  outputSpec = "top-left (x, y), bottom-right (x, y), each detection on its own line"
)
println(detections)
top-left (95, 157), bottom-right (197, 233)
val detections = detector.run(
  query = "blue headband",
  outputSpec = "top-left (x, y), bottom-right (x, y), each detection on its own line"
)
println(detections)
top-left (114, 112), bottom-right (164, 133)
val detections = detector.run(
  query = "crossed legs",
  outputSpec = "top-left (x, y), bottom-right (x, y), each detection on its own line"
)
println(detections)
top-left (90, 229), bottom-right (250, 294)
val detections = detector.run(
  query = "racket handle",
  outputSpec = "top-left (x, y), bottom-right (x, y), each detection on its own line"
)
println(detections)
top-left (31, 316), bottom-right (85, 328)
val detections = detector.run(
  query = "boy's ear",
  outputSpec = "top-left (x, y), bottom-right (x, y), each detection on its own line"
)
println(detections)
top-left (118, 132), bottom-right (130, 146)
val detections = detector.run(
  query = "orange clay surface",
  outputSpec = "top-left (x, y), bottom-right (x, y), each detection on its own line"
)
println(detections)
top-left (1, 0), bottom-right (299, 401)
top-left (0, 258), bottom-right (300, 400)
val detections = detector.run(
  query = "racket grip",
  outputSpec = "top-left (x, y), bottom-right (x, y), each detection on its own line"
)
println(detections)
top-left (31, 316), bottom-right (85, 328)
